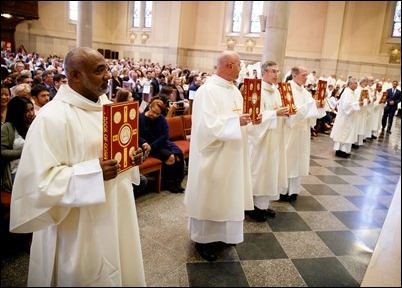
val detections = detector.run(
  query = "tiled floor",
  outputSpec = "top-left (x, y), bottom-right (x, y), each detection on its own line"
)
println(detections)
top-left (1, 117), bottom-right (400, 287)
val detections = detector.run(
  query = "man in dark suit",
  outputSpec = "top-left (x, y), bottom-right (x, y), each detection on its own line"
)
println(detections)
top-left (381, 80), bottom-right (401, 134)
top-left (150, 73), bottom-right (162, 96)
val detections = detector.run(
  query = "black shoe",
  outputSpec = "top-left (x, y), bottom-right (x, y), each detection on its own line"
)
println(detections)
top-left (279, 193), bottom-right (291, 202)
top-left (387, 130), bottom-right (391, 134)
top-left (245, 207), bottom-right (267, 222)
top-left (166, 184), bottom-right (180, 193)
top-left (290, 194), bottom-right (298, 201)
top-left (371, 135), bottom-right (377, 140)
top-left (174, 182), bottom-right (185, 192)
top-left (195, 243), bottom-right (216, 262)
top-left (266, 208), bottom-right (276, 218)
top-left (336, 150), bottom-right (348, 158)
top-left (351, 144), bottom-right (359, 149)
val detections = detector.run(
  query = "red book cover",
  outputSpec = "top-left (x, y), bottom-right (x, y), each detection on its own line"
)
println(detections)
top-left (315, 79), bottom-right (327, 108)
top-left (359, 90), bottom-right (370, 103)
top-left (277, 82), bottom-right (296, 115)
top-left (242, 78), bottom-right (261, 121)
top-left (379, 91), bottom-right (387, 104)
top-left (103, 101), bottom-right (139, 174)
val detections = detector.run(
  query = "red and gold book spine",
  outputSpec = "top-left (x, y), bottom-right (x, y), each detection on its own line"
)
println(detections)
top-left (242, 78), bottom-right (261, 121)
top-left (103, 101), bottom-right (139, 174)
top-left (277, 82), bottom-right (296, 115)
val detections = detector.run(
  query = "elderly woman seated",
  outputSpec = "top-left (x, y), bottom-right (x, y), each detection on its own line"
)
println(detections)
top-left (139, 99), bottom-right (185, 193)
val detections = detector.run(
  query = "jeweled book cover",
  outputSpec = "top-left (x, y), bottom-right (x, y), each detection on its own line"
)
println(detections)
top-left (103, 101), bottom-right (139, 174)
top-left (277, 82), bottom-right (296, 115)
top-left (315, 79), bottom-right (327, 108)
top-left (242, 78), bottom-right (261, 121)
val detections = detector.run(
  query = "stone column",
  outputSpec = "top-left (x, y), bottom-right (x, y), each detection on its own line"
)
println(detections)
top-left (77, 1), bottom-right (93, 48)
top-left (261, 1), bottom-right (291, 72)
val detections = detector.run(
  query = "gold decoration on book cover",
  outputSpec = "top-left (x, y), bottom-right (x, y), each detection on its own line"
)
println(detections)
top-left (379, 91), bottom-right (387, 104)
top-left (103, 101), bottom-right (139, 174)
top-left (359, 90), bottom-right (370, 104)
top-left (241, 78), bottom-right (261, 121)
top-left (314, 80), bottom-right (327, 108)
top-left (277, 82), bottom-right (296, 115)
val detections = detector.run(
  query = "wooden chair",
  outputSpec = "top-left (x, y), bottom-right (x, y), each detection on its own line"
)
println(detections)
top-left (139, 156), bottom-right (162, 193)
top-left (182, 114), bottom-right (192, 141)
top-left (166, 116), bottom-right (190, 159)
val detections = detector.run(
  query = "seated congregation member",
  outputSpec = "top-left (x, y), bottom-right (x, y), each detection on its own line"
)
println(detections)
top-left (145, 85), bottom-right (182, 118)
top-left (1, 96), bottom-right (35, 192)
top-left (171, 76), bottom-right (190, 115)
top-left (139, 99), bottom-right (185, 193)
top-left (116, 88), bottom-right (134, 102)
top-left (1, 83), bottom-right (11, 124)
top-left (116, 88), bottom-right (148, 194)
top-left (53, 73), bottom-right (68, 95)
top-left (30, 84), bottom-right (50, 113)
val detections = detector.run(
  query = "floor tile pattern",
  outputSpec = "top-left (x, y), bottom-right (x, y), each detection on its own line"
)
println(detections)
top-left (1, 118), bottom-right (400, 287)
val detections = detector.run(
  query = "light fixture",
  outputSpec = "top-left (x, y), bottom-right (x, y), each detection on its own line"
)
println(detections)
top-left (1, 14), bottom-right (12, 19)
top-left (226, 37), bottom-right (236, 50)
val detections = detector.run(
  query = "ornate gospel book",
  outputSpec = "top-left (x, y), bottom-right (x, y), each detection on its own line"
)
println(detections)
top-left (242, 78), bottom-right (261, 121)
top-left (379, 92), bottom-right (387, 104)
top-left (359, 90), bottom-right (370, 102)
top-left (315, 79), bottom-right (327, 108)
top-left (277, 82), bottom-right (296, 115)
top-left (103, 101), bottom-right (139, 174)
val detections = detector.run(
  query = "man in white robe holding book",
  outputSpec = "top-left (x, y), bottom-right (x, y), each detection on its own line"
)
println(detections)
top-left (10, 47), bottom-right (146, 287)
top-left (184, 51), bottom-right (258, 261)
top-left (247, 60), bottom-right (289, 221)
top-left (280, 66), bottom-right (325, 201)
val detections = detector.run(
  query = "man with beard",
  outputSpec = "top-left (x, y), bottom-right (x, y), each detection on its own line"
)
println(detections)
top-left (9, 47), bottom-right (146, 286)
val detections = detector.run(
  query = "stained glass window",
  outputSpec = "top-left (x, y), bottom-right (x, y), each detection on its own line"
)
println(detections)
top-left (392, 1), bottom-right (401, 38)
top-left (133, 1), bottom-right (141, 28)
top-left (231, 1), bottom-right (264, 34)
top-left (132, 1), bottom-right (152, 29)
top-left (144, 1), bottom-right (153, 28)
top-left (232, 1), bottom-right (243, 33)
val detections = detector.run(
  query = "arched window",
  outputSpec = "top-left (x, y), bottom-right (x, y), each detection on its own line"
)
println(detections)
top-left (132, 1), bottom-right (153, 29)
top-left (392, 1), bottom-right (401, 38)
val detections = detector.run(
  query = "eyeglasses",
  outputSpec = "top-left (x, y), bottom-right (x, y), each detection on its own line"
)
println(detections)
top-left (267, 69), bottom-right (280, 74)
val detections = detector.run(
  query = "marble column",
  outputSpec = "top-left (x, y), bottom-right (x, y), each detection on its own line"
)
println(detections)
top-left (261, 1), bottom-right (291, 72)
top-left (77, 1), bottom-right (93, 48)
